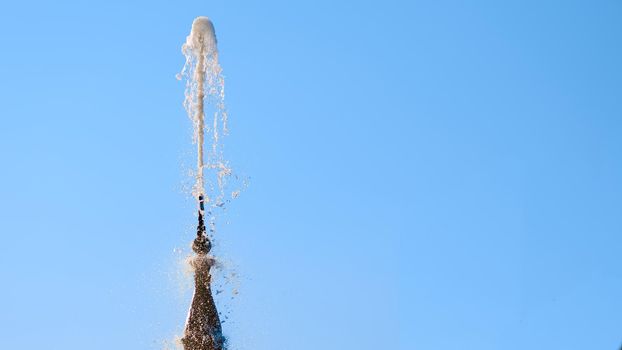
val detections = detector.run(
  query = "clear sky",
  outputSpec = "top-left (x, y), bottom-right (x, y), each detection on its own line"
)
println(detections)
top-left (0, 1), bottom-right (621, 349)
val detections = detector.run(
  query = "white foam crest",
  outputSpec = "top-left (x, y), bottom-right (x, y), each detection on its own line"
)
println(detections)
top-left (179, 17), bottom-right (230, 208)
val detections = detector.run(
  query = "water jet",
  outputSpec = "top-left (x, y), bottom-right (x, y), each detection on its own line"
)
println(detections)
top-left (178, 16), bottom-right (229, 350)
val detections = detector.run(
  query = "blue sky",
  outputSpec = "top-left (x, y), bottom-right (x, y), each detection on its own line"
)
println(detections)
top-left (0, 1), bottom-right (621, 349)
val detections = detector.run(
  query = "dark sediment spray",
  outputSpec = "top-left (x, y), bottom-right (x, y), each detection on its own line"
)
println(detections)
top-left (178, 16), bottom-right (229, 350)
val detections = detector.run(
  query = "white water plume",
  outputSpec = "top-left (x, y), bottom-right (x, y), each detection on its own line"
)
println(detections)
top-left (178, 16), bottom-right (230, 211)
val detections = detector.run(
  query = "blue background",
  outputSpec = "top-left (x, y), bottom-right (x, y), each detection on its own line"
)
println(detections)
top-left (1, 1), bottom-right (621, 349)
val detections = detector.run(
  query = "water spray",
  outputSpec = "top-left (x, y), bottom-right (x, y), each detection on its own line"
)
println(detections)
top-left (179, 16), bottom-right (227, 350)
top-left (182, 194), bottom-right (224, 350)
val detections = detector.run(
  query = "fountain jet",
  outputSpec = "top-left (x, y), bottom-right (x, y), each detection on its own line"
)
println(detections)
top-left (179, 16), bottom-right (227, 350)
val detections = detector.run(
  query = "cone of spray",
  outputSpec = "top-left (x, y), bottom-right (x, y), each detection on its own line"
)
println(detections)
top-left (181, 194), bottom-right (224, 350)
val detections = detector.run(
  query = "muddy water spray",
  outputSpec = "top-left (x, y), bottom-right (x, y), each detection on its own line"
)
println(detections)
top-left (178, 16), bottom-right (228, 350)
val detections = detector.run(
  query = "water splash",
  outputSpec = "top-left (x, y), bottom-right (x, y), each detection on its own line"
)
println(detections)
top-left (175, 17), bottom-right (242, 350)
